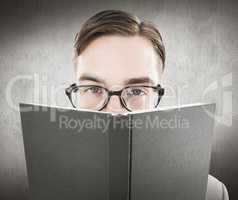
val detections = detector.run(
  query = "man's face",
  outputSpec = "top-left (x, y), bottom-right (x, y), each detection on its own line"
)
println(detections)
top-left (75, 35), bottom-right (163, 113)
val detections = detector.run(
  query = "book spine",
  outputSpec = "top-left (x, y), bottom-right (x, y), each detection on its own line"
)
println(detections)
top-left (127, 114), bottom-right (133, 200)
top-left (108, 115), bottom-right (131, 200)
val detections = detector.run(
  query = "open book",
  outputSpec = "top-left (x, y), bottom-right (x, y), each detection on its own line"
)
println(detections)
top-left (19, 102), bottom-right (215, 200)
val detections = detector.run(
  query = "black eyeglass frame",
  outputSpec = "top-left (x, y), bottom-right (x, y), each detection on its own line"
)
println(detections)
top-left (65, 83), bottom-right (165, 112)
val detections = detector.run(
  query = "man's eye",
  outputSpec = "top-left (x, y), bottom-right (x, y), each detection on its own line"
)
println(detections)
top-left (84, 86), bottom-right (103, 94)
top-left (129, 88), bottom-right (146, 96)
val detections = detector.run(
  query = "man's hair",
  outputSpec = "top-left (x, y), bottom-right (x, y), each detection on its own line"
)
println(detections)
top-left (74, 10), bottom-right (166, 70)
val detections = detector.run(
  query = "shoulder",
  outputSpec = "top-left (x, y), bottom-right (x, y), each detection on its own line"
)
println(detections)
top-left (206, 175), bottom-right (229, 200)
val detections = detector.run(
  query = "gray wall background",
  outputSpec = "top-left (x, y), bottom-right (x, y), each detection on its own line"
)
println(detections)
top-left (0, 0), bottom-right (237, 199)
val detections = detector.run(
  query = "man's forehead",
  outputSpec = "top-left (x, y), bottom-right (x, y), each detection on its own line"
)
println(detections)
top-left (74, 35), bottom-right (163, 86)
top-left (75, 65), bottom-right (161, 88)
top-left (75, 35), bottom-right (162, 67)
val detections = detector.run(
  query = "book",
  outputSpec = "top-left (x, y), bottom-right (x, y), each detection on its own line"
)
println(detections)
top-left (19, 102), bottom-right (215, 200)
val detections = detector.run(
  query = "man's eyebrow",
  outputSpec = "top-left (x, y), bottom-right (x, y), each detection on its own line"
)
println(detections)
top-left (124, 77), bottom-right (155, 85)
top-left (78, 75), bottom-right (155, 86)
top-left (78, 74), bottom-right (106, 84)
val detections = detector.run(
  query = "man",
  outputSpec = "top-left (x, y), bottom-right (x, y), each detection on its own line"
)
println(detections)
top-left (65, 10), bottom-right (229, 200)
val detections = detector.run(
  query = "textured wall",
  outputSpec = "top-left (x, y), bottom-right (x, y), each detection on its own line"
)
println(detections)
top-left (0, 0), bottom-right (237, 199)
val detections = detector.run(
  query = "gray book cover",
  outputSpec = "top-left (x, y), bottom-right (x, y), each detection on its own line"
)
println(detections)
top-left (19, 103), bottom-right (215, 200)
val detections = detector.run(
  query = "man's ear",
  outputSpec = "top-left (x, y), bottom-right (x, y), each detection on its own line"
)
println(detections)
top-left (157, 61), bottom-right (164, 82)
top-left (72, 56), bottom-right (78, 83)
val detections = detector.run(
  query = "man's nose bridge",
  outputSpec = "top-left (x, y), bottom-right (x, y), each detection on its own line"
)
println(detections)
top-left (107, 95), bottom-right (122, 108)
top-left (104, 95), bottom-right (125, 114)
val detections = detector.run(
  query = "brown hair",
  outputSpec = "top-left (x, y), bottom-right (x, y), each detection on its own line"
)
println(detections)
top-left (74, 10), bottom-right (166, 70)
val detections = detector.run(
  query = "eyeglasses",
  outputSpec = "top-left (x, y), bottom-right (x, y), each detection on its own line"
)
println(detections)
top-left (65, 83), bottom-right (165, 112)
